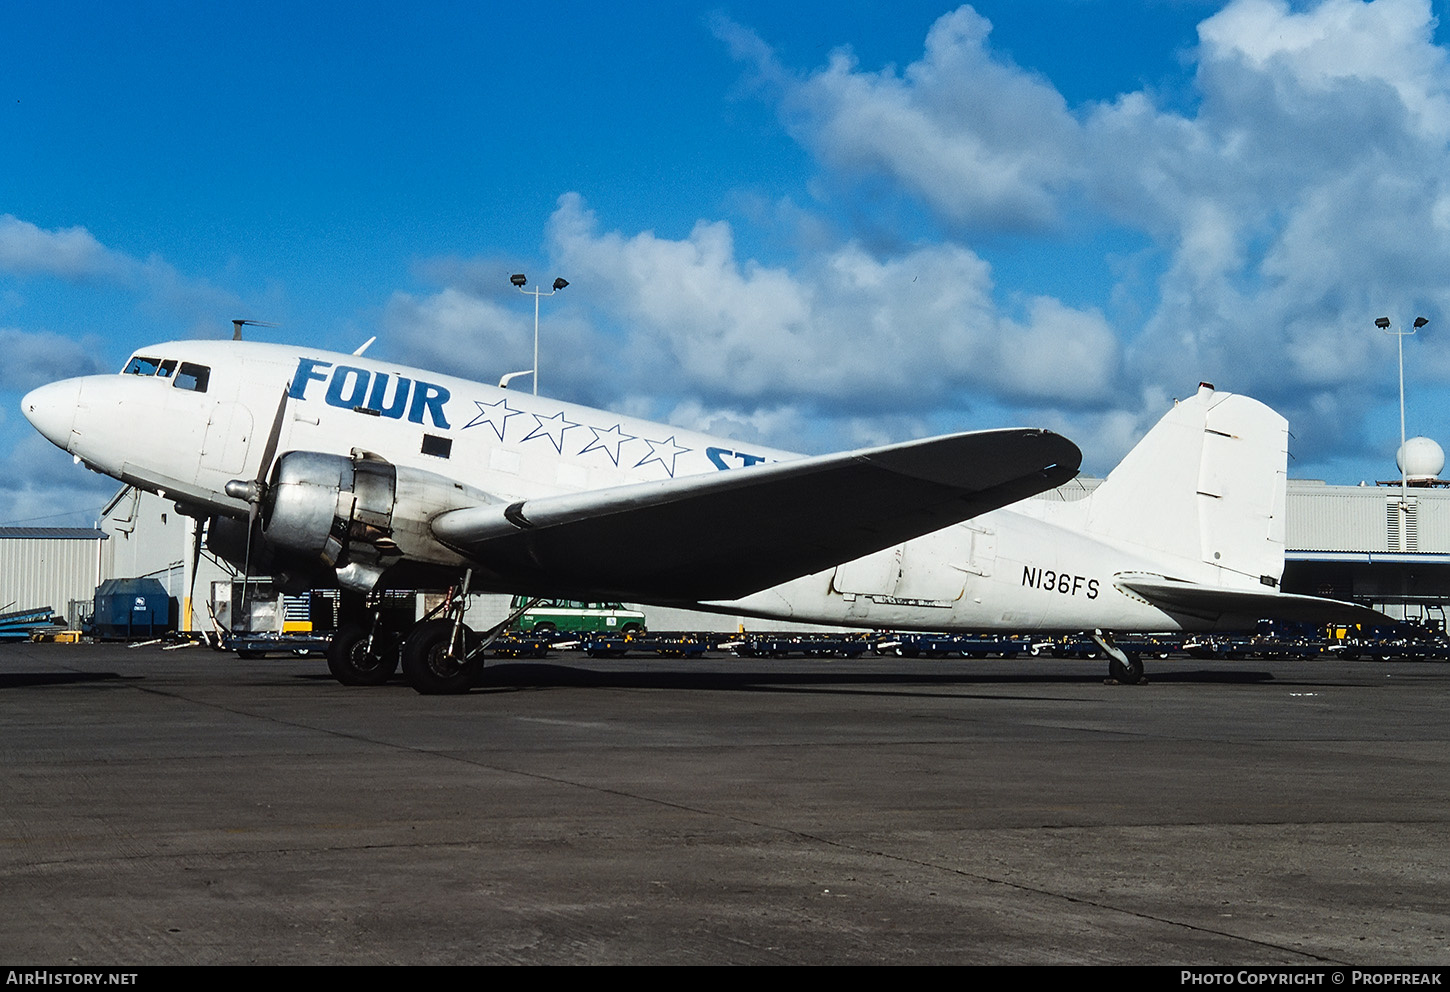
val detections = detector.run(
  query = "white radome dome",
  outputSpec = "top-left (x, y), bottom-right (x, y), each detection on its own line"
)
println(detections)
top-left (1397, 436), bottom-right (1445, 483)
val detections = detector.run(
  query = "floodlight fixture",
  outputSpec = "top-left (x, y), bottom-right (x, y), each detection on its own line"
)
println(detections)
top-left (511, 273), bottom-right (570, 396)
top-left (1380, 315), bottom-right (1431, 506)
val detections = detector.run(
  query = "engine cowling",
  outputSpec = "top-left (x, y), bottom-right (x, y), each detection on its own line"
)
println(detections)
top-left (263, 450), bottom-right (399, 591)
top-left (212, 449), bottom-right (494, 593)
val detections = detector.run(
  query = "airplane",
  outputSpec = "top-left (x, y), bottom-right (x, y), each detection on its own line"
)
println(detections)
top-left (20, 336), bottom-right (1382, 693)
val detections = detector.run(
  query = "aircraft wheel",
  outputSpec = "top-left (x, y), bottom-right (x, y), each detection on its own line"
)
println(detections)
top-left (1108, 653), bottom-right (1145, 685)
top-left (402, 620), bottom-right (477, 695)
top-left (327, 626), bottom-right (399, 686)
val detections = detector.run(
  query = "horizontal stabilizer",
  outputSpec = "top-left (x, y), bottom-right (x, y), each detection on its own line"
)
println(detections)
top-left (1116, 573), bottom-right (1387, 627)
top-left (433, 428), bottom-right (1080, 602)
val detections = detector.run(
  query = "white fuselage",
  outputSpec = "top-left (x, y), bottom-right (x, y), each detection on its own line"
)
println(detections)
top-left (23, 339), bottom-right (1263, 634)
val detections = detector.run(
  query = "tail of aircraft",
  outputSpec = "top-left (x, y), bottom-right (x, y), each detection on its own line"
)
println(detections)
top-left (1079, 382), bottom-right (1288, 589)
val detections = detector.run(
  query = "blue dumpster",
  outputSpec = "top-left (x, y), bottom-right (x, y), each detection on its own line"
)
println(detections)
top-left (92, 578), bottom-right (172, 639)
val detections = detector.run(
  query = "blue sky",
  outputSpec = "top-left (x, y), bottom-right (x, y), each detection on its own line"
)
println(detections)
top-left (5, 0), bottom-right (1450, 525)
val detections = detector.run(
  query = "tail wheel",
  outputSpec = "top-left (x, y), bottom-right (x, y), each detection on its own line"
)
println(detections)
top-left (1108, 653), bottom-right (1145, 685)
top-left (327, 626), bottom-right (398, 686)
top-left (402, 619), bottom-right (477, 695)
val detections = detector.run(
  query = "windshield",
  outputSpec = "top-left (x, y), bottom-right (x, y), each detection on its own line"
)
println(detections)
top-left (121, 355), bottom-right (208, 392)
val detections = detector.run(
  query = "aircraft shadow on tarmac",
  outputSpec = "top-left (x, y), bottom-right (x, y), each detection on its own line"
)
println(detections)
top-left (298, 661), bottom-right (1278, 693)
top-left (0, 671), bottom-right (134, 689)
top-left (0, 662), bottom-right (1275, 694)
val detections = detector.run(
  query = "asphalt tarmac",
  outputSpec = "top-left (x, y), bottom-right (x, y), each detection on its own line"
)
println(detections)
top-left (1, 640), bottom-right (1447, 966)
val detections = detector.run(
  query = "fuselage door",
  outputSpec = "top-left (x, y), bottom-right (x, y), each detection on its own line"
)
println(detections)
top-left (200, 401), bottom-right (254, 477)
top-left (832, 544), bottom-right (902, 597)
top-left (961, 521), bottom-right (996, 577)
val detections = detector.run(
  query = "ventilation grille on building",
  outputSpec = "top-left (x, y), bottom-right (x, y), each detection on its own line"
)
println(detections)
top-left (1388, 497), bottom-right (1419, 552)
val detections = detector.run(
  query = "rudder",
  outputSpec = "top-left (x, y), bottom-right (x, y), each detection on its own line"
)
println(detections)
top-left (1082, 383), bottom-right (1288, 588)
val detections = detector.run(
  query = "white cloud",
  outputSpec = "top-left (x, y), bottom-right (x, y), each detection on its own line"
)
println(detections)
top-left (380, 279), bottom-right (617, 408)
top-left (0, 214), bottom-right (241, 327)
top-left (546, 192), bottom-right (1121, 414)
top-left (718, 7), bottom-right (1079, 230)
top-left (0, 215), bottom-right (130, 281)
top-left (0, 434), bottom-right (118, 527)
top-left (0, 328), bottom-right (110, 391)
top-left (1200, 0), bottom-right (1450, 140)
top-left (715, 0), bottom-right (1450, 471)
top-left (332, 1), bottom-right (1450, 477)
top-left (385, 191), bottom-right (1124, 457)
top-left (382, 287), bottom-right (531, 381)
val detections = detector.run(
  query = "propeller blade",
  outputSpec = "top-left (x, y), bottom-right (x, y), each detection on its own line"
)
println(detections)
top-left (224, 386), bottom-right (289, 636)
top-left (224, 386), bottom-right (289, 517)
top-left (185, 515), bottom-right (205, 632)
top-left (255, 386), bottom-right (290, 491)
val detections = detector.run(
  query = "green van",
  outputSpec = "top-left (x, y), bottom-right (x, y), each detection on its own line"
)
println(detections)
top-left (509, 597), bottom-right (647, 635)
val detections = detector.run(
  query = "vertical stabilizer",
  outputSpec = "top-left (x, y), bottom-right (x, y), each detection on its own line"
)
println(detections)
top-left (1083, 384), bottom-right (1289, 588)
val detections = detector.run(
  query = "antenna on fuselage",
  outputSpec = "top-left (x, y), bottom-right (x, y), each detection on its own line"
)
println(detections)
top-left (231, 319), bottom-right (279, 341)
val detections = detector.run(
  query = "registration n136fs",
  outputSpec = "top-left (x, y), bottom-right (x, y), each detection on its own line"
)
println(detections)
top-left (22, 338), bottom-right (1377, 692)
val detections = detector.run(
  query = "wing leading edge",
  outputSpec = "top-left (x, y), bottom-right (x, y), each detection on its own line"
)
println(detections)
top-left (432, 428), bottom-right (1081, 602)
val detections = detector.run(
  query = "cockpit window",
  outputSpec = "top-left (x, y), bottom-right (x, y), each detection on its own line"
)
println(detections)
top-left (157, 359), bottom-right (176, 378)
top-left (123, 356), bottom-right (163, 376)
top-left (173, 362), bottom-right (210, 393)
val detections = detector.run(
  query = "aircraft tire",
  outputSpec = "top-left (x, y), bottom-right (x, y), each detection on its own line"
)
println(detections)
top-left (327, 626), bottom-right (399, 686)
top-left (1108, 653), bottom-right (1145, 685)
top-left (402, 620), bottom-right (476, 695)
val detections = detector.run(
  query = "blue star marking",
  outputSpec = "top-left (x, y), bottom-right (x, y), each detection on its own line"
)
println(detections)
top-left (579, 423), bottom-right (637, 466)
top-left (462, 398), bottom-right (522, 440)
top-left (635, 435), bottom-right (691, 478)
top-left (521, 410), bottom-right (581, 453)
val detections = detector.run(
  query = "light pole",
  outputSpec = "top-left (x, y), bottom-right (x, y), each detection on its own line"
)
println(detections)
top-left (510, 274), bottom-right (568, 396)
top-left (1377, 315), bottom-right (1428, 511)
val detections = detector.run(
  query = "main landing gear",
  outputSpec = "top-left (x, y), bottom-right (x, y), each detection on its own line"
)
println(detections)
top-left (1090, 630), bottom-right (1146, 685)
top-left (327, 571), bottom-right (542, 694)
top-left (326, 593), bottom-right (400, 686)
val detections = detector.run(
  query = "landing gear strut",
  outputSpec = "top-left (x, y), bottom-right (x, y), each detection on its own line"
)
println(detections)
top-left (399, 570), bottom-right (544, 695)
top-left (1090, 630), bottom-right (1146, 685)
top-left (326, 591), bottom-right (400, 685)
top-left (401, 618), bottom-right (478, 694)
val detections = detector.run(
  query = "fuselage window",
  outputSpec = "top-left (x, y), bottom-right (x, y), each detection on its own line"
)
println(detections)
top-left (123, 356), bottom-right (162, 376)
top-left (173, 362), bottom-right (211, 392)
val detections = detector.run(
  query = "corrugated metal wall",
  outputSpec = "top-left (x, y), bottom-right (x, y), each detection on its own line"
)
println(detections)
top-left (1285, 486), bottom-right (1450, 554)
top-left (0, 535), bottom-right (113, 618)
top-left (1411, 493), bottom-right (1450, 551)
top-left (1284, 488), bottom-right (1391, 551)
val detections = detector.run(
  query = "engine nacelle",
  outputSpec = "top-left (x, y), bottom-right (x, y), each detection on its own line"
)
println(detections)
top-left (234, 449), bottom-right (492, 593)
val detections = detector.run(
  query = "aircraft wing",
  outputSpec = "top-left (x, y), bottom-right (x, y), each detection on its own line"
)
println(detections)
top-left (432, 428), bottom-right (1080, 602)
top-left (1115, 573), bottom-right (1388, 626)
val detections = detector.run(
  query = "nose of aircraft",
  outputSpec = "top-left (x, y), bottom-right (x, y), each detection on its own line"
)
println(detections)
top-left (21, 379), bottom-right (81, 452)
